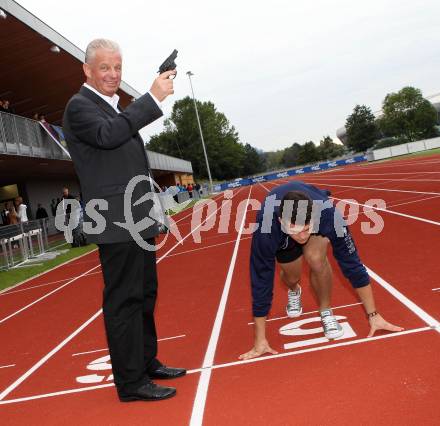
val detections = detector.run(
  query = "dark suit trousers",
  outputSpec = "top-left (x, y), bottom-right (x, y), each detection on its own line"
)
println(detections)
top-left (98, 238), bottom-right (162, 393)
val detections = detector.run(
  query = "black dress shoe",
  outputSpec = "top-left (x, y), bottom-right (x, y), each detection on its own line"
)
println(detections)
top-left (149, 365), bottom-right (187, 380)
top-left (119, 381), bottom-right (176, 402)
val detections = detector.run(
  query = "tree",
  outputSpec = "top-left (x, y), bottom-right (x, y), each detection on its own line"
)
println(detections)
top-left (281, 142), bottom-right (302, 167)
top-left (262, 150), bottom-right (284, 171)
top-left (317, 136), bottom-right (345, 160)
top-left (297, 141), bottom-right (319, 165)
top-left (242, 143), bottom-right (265, 176)
top-left (147, 97), bottom-right (246, 180)
top-left (373, 137), bottom-right (406, 149)
top-left (379, 86), bottom-right (438, 142)
top-left (345, 105), bottom-right (379, 152)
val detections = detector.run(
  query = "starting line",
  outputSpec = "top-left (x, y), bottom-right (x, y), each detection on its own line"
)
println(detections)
top-left (0, 326), bottom-right (433, 406)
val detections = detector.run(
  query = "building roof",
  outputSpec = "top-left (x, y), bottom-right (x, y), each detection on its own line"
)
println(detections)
top-left (0, 0), bottom-right (141, 124)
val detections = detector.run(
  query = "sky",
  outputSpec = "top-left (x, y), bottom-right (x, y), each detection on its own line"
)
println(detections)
top-left (17, 0), bottom-right (440, 151)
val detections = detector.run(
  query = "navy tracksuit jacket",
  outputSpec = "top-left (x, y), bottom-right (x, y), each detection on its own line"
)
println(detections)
top-left (250, 181), bottom-right (370, 317)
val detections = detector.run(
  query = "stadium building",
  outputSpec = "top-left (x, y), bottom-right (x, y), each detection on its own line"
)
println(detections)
top-left (0, 0), bottom-right (193, 233)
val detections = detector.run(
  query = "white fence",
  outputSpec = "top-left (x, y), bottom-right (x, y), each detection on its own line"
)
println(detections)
top-left (371, 137), bottom-right (440, 161)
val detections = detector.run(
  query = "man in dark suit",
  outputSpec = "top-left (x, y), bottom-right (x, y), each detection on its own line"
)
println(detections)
top-left (63, 38), bottom-right (185, 402)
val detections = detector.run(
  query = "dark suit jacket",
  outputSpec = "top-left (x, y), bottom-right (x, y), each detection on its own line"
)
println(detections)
top-left (63, 86), bottom-right (163, 244)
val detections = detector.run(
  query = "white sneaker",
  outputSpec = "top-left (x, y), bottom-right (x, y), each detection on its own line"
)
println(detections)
top-left (320, 308), bottom-right (344, 339)
top-left (286, 285), bottom-right (302, 318)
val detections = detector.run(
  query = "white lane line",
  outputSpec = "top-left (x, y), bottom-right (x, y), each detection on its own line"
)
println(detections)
top-left (0, 383), bottom-right (116, 405)
top-left (0, 188), bottom-right (245, 401)
top-left (304, 182), bottom-right (440, 196)
top-left (71, 334), bottom-right (187, 357)
top-left (432, 288), bottom-right (440, 292)
top-left (247, 302), bottom-right (363, 325)
top-left (165, 236), bottom-right (252, 259)
top-left (0, 364), bottom-right (15, 370)
top-left (0, 310), bottom-right (103, 401)
top-left (388, 195), bottom-right (440, 209)
top-left (173, 192), bottom-right (226, 225)
top-left (366, 266), bottom-right (440, 332)
top-left (331, 197), bottom-right (440, 226)
top-left (356, 159), bottom-right (440, 169)
top-left (202, 327), bottom-right (432, 371)
top-left (158, 334), bottom-right (187, 342)
top-left (0, 279), bottom-right (70, 297)
top-left (265, 179), bottom-right (440, 224)
top-left (190, 187), bottom-right (252, 426)
top-left (341, 195), bottom-right (440, 222)
top-left (71, 348), bottom-right (108, 357)
top-left (259, 182), bottom-right (271, 192)
top-left (0, 264), bottom-right (101, 325)
top-left (157, 187), bottom-right (244, 263)
top-left (0, 272), bottom-right (103, 297)
top-left (0, 326), bottom-right (432, 405)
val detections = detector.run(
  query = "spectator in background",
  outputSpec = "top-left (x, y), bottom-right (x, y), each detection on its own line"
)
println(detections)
top-left (36, 203), bottom-right (49, 220)
top-left (193, 182), bottom-right (201, 199)
top-left (39, 114), bottom-right (47, 123)
top-left (15, 196), bottom-right (29, 223)
top-left (187, 182), bottom-right (193, 198)
top-left (6, 201), bottom-right (18, 225)
top-left (60, 187), bottom-right (76, 226)
top-left (1, 202), bottom-right (8, 225)
top-left (50, 198), bottom-right (57, 217)
top-left (5, 201), bottom-right (19, 248)
top-left (0, 100), bottom-right (4, 112)
top-left (36, 203), bottom-right (49, 235)
top-left (172, 183), bottom-right (180, 203)
top-left (33, 113), bottom-right (40, 120)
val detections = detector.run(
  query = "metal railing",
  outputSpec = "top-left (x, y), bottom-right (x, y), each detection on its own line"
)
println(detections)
top-left (0, 218), bottom-right (50, 270)
top-left (0, 111), bottom-right (70, 160)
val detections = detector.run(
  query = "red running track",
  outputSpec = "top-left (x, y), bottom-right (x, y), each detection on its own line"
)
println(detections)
top-left (0, 155), bottom-right (439, 425)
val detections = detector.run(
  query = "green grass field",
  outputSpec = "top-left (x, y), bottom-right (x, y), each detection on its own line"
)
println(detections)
top-left (0, 244), bottom-right (97, 292)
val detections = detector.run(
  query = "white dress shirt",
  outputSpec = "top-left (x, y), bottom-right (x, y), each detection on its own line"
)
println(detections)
top-left (83, 83), bottom-right (161, 112)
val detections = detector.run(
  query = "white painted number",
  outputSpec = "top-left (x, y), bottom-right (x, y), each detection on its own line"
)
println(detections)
top-left (76, 354), bottom-right (114, 384)
top-left (279, 316), bottom-right (356, 350)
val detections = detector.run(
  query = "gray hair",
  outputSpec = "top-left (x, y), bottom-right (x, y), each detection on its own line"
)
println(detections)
top-left (85, 38), bottom-right (121, 64)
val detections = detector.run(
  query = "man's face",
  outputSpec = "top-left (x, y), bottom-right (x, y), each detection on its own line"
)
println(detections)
top-left (63, 188), bottom-right (68, 197)
top-left (83, 48), bottom-right (122, 97)
top-left (279, 219), bottom-right (312, 244)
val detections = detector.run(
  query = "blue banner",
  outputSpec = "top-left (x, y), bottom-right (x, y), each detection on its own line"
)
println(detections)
top-left (215, 155), bottom-right (367, 191)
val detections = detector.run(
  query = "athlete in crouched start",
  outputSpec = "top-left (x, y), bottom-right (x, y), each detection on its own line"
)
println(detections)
top-left (240, 181), bottom-right (403, 360)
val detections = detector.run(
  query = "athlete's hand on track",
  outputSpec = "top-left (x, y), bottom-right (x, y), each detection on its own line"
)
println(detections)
top-left (239, 339), bottom-right (278, 360)
top-left (368, 313), bottom-right (404, 337)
